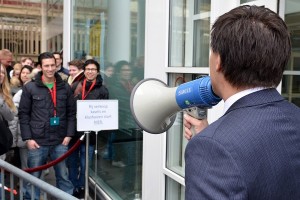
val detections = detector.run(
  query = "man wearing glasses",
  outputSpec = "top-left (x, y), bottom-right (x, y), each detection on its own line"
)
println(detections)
top-left (67, 59), bottom-right (109, 199)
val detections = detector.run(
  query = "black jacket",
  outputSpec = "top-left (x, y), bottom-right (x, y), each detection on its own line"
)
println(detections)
top-left (71, 74), bottom-right (109, 145)
top-left (19, 72), bottom-right (76, 145)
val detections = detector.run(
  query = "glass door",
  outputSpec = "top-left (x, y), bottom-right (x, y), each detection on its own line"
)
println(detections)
top-left (165, 1), bottom-right (280, 200)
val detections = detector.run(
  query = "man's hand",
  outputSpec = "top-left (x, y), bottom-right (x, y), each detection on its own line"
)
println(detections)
top-left (26, 139), bottom-right (40, 149)
top-left (183, 114), bottom-right (209, 140)
top-left (62, 136), bottom-right (71, 146)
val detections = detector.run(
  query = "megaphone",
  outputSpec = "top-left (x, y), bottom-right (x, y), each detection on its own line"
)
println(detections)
top-left (130, 76), bottom-right (221, 134)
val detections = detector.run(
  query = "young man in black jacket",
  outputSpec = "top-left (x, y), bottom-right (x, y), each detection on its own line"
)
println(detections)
top-left (19, 52), bottom-right (76, 199)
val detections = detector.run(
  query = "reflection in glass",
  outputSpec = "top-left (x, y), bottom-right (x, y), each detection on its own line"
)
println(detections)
top-left (283, 0), bottom-right (300, 108)
top-left (169, 0), bottom-right (186, 67)
top-left (281, 75), bottom-right (300, 107)
top-left (194, 0), bottom-right (210, 14)
top-left (240, 0), bottom-right (256, 4)
top-left (47, 0), bottom-right (63, 22)
top-left (72, 0), bottom-right (145, 199)
top-left (169, 0), bottom-right (210, 67)
top-left (193, 19), bottom-right (210, 67)
top-left (285, 7), bottom-right (300, 71)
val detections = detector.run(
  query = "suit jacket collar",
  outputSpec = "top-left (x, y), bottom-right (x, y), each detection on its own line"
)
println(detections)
top-left (224, 88), bottom-right (284, 116)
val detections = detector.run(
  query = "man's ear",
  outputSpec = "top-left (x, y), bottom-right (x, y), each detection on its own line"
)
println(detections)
top-left (215, 54), bottom-right (222, 72)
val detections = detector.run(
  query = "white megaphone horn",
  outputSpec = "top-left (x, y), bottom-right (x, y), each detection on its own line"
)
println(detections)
top-left (130, 76), bottom-right (221, 134)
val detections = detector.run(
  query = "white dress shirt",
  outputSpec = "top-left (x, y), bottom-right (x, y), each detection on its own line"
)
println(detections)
top-left (223, 87), bottom-right (266, 114)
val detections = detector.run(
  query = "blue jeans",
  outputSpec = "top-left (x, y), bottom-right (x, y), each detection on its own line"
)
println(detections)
top-left (24, 144), bottom-right (73, 200)
top-left (67, 143), bottom-right (94, 189)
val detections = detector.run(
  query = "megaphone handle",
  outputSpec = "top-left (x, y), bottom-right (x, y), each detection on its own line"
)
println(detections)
top-left (184, 107), bottom-right (207, 137)
top-left (184, 107), bottom-right (207, 120)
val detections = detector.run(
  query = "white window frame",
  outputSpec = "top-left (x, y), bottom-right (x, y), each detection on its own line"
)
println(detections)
top-left (142, 1), bottom-right (281, 200)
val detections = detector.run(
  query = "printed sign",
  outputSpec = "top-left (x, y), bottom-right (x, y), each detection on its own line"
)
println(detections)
top-left (77, 100), bottom-right (118, 131)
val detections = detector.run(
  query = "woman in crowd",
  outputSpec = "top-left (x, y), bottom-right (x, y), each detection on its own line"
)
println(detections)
top-left (9, 65), bottom-right (33, 169)
top-left (20, 57), bottom-right (34, 67)
top-left (10, 63), bottom-right (23, 96)
top-left (0, 64), bottom-right (17, 160)
top-left (67, 59), bottom-right (84, 86)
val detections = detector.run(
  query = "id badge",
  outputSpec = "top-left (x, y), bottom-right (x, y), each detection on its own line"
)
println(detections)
top-left (50, 117), bottom-right (60, 126)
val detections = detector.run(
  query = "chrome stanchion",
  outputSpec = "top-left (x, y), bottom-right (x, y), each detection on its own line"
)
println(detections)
top-left (84, 131), bottom-right (90, 199)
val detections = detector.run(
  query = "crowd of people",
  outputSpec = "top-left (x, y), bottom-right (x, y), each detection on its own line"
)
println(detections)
top-left (0, 49), bottom-right (144, 199)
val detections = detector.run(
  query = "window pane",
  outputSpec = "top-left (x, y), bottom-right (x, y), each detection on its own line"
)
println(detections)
top-left (166, 176), bottom-right (185, 200)
top-left (166, 73), bottom-right (208, 176)
top-left (72, 0), bottom-right (145, 199)
top-left (193, 19), bottom-right (210, 67)
top-left (194, 0), bottom-right (210, 14)
top-left (240, 0), bottom-right (256, 4)
top-left (284, 0), bottom-right (300, 108)
top-left (285, 6), bottom-right (300, 71)
top-left (281, 75), bottom-right (300, 107)
top-left (169, 0), bottom-right (186, 67)
top-left (169, 0), bottom-right (211, 67)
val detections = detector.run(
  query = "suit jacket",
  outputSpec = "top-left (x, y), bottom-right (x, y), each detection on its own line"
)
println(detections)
top-left (185, 88), bottom-right (300, 200)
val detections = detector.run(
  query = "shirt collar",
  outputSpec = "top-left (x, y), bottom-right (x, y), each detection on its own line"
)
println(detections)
top-left (223, 87), bottom-right (266, 114)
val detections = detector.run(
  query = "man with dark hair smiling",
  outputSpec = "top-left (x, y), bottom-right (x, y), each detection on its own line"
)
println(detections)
top-left (19, 52), bottom-right (75, 199)
top-left (183, 5), bottom-right (300, 200)
top-left (67, 59), bottom-right (109, 198)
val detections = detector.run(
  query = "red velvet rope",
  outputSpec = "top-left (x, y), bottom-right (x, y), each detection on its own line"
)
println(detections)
top-left (24, 135), bottom-right (85, 173)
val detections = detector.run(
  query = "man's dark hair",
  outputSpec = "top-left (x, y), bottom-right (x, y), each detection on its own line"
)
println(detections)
top-left (210, 5), bottom-right (291, 88)
top-left (38, 52), bottom-right (55, 66)
top-left (68, 59), bottom-right (84, 70)
top-left (53, 51), bottom-right (62, 58)
top-left (83, 59), bottom-right (100, 72)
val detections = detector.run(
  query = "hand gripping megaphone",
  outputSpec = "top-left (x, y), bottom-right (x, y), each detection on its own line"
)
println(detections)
top-left (130, 76), bottom-right (221, 134)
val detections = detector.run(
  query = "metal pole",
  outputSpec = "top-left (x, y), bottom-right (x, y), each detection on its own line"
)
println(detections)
top-left (94, 131), bottom-right (99, 200)
top-left (85, 131), bottom-right (90, 199)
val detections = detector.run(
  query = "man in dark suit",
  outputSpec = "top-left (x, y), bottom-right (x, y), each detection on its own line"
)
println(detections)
top-left (183, 5), bottom-right (300, 200)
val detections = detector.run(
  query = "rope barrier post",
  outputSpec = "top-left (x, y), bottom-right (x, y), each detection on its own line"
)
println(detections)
top-left (94, 130), bottom-right (99, 200)
top-left (85, 130), bottom-right (100, 200)
top-left (84, 131), bottom-right (90, 199)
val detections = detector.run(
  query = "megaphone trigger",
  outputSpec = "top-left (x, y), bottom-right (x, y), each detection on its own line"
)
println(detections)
top-left (184, 107), bottom-right (207, 120)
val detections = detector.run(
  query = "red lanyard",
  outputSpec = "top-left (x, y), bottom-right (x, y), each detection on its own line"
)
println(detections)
top-left (82, 79), bottom-right (96, 100)
top-left (42, 76), bottom-right (57, 116)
